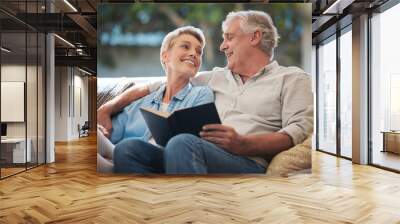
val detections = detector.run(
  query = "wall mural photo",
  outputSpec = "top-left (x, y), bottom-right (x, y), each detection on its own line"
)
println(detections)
top-left (96, 3), bottom-right (313, 175)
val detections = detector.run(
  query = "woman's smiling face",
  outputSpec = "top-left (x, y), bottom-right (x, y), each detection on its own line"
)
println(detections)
top-left (162, 34), bottom-right (203, 78)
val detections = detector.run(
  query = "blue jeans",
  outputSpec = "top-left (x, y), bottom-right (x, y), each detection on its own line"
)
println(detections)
top-left (113, 138), bottom-right (164, 173)
top-left (165, 134), bottom-right (266, 174)
top-left (113, 134), bottom-right (266, 174)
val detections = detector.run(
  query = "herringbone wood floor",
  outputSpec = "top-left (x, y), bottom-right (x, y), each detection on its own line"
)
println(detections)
top-left (1, 135), bottom-right (400, 223)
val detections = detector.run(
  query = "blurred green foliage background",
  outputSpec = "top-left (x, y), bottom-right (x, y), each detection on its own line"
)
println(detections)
top-left (98, 3), bottom-right (311, 78)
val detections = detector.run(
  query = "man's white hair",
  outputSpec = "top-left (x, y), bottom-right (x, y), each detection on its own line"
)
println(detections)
top-left (222, 10), bottom-right (280, 58)
top-left (160, 26), bottom-right (205, 71)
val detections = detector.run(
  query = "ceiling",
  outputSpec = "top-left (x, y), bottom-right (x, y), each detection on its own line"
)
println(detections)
top-left (0, 0), bottom-right (392, 76)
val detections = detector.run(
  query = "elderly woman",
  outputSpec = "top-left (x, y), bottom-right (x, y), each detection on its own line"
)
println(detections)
top-left (97, 26), bottom-right (214, 173)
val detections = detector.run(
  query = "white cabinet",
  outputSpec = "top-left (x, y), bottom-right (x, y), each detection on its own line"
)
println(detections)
top-left (1, 138), bottom-right (32, 163)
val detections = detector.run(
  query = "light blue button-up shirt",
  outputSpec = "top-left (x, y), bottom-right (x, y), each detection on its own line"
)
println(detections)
top-left (110, 83), bottom-right (214, 144)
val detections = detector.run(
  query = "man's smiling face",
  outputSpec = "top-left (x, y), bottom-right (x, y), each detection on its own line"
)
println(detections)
top-left (219, 18), bottom-right (253, 74)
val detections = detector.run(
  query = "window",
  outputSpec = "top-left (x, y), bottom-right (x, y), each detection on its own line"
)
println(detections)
top-left (371, 2), bottom-right (400, 171)
top-left (339, 28), bottom-right (352, 158)
top-left (0, 1), bottom-right (47, 179)
top-left (317, 36), bottom-right (337, 154)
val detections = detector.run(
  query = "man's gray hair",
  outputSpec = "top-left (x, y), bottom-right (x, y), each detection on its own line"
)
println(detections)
top-left (222, 10), bottom-right (280, 58)
top-left (160, 26), bottom-right (205, 71)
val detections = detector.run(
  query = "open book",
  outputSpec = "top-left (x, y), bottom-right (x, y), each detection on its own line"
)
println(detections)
top-left (140, 103), bottom-right (221, 146)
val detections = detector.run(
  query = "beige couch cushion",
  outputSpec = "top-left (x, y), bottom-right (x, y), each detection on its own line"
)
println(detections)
top-left (266, 136), bottom-right (312, 177)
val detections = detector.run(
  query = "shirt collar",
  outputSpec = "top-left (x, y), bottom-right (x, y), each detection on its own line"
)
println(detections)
top-left (253, 60), bottom-right (279, 78)
top-left (152, 82), bottom-right (193, 103)
top-left (231, 60), bottom-right (279, 82)
top-left (264, 60), bottom-right (279, 74)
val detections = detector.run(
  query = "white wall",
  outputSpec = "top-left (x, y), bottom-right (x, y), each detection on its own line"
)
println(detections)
top-left (73, 73), bottom-right (89, 137)
top-left (1, 64), bottom-right (46, 163)
top-left (54, 67), bottom-right (89, 141)
top-left (54, 67), bottom-right (69, 141)
top-left (1, 65), bottom-right (26, 138)
top-left (1, 65), bottom-right (41, 137)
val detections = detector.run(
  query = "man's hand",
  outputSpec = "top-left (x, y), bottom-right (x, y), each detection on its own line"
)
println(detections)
top-left (199, 124), bottom-right (246, 155)
top-left (97, 104), bottom-right (113, 138)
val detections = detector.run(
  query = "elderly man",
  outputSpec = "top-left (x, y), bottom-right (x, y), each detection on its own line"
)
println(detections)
top-left (98, 10), bottom-right (313, 174)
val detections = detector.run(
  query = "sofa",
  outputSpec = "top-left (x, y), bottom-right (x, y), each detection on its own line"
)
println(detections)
top-left (97, 79), bottom-right (312, 176)
top-left (266, 136), bottom-right (311, 176)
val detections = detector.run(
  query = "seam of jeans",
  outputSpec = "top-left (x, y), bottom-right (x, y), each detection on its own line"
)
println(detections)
top-left (192, 137), bottom-right (207, 173)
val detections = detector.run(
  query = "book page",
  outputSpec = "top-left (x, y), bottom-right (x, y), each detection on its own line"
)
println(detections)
top-left (140, 107), bottom-right (170, 118)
